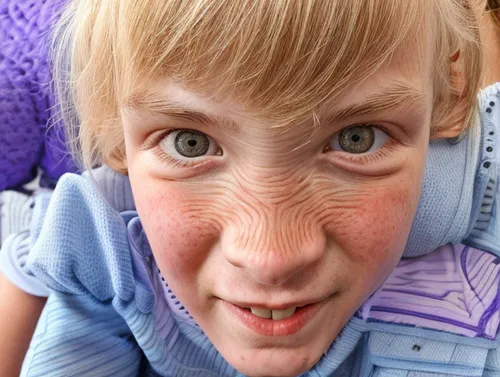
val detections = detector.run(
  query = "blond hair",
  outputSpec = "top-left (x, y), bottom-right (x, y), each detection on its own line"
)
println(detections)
top-left (52, 0), bottom-right (483, 173)
top-left (487, 0), bottom-right (500, 26)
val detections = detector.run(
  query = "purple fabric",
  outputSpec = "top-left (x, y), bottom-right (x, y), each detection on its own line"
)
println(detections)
top-left (0, 0), bottom-right (77, 190)
top-left (362, 244), bottom-right (500, 339)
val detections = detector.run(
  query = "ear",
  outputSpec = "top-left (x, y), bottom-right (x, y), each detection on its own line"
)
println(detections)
top-left (431, 50), bottom-right (468, 140)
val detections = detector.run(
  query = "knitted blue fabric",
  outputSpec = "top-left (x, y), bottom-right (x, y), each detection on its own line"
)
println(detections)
top-left (404, 84), bottom-right (500, 257)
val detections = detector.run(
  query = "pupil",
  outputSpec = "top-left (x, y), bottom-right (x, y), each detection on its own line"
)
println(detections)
top-left (174, 130), bottom-right (210, 157)
top-left (338, 125), bottom-right (375, 154)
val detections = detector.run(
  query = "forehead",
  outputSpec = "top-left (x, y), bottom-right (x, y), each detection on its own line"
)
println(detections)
top-left (125, 36), bottom-right (433, 129)
top-left (117, 0), bottom-right (433, 123)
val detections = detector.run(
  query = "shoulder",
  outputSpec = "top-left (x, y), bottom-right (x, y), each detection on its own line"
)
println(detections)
top-left (26, 173), bottom-right (136, 302)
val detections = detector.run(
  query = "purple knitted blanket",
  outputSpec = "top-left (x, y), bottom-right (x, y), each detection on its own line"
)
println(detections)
top-left (0, 0), bottom-right (77, 190)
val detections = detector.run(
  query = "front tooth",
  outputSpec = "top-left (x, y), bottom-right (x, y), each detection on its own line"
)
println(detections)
top-left (271, 307), bottom-right (296, 320)
top-left (250, 307), bottom-right (272, 319)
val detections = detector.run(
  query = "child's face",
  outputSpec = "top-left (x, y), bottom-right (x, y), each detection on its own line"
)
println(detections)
top-left (122, 50), bottom-right (433, 376)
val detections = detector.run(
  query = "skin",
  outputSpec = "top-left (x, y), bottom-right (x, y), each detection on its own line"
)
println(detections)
top-left (122, 46), bottom-right (436, 376)
top-left (2, 3), bottom-right (500, 377)
top-left (0, 274), bottom-right (46, 377)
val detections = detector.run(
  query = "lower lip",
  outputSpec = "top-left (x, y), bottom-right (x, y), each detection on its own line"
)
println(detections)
top-left (223, 301), bottom-right (324, 336)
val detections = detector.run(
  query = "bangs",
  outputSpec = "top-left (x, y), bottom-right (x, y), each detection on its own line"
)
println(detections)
top-left (115, 0), bottom-right (426, 123)
top-left (54, 0), bottom-right (481, 171)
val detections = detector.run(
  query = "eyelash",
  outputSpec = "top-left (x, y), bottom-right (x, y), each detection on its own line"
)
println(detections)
top-left (148, 125), bottom-right (398, 169)
top-left (152, 147), bottom-right (198, 168)
top-left (149, 129), bottom-right (219, 169)
top-left (327, 139), bottom-right (399, 165)
top-left (323, 124), bottom-right (398, 165)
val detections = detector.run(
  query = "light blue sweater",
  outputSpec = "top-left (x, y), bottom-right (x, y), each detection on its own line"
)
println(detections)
top-left (7, 83), bottom-right (500, 376)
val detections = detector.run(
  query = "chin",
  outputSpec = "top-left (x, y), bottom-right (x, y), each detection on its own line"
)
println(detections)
top-left (222, 346), bottom-right (323, 377)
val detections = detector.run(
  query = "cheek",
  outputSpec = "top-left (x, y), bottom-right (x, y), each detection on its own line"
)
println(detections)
top-left (321, 177), bottom-right (421, 302)
top-left (327, 177), bottom-right (419, 268)
top-left (132, 183), bottom-right (218, 280)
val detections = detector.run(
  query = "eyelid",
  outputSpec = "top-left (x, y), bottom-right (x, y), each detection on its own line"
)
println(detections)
top-left (324, 123), bottom-right (400, 166)
top-left (152, 147), bottom-right (208, 168)
top-left (331, 139), bottom-right (400, 165)
top-left (141, 129), bottom-right (172, 152)
top-left (146, 128), bottom-right (223, 169)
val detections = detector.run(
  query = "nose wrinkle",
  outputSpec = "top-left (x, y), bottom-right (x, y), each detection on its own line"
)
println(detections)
top-left (232, 200), bottom-right (315, 252)
top-left (222, 215), bottom-right (326, 285)
top-left (222, 171), bottom-right (326, 285)
top-left (225, 233), bottom-right (326, 286)
top-left (233, 167), bottom-right (310, 206)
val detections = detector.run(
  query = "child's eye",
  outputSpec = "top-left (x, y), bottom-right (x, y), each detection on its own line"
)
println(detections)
top-left (159, 129), bottom-right (221, 159)
top-left (328, 125), bottom-right (389, 154)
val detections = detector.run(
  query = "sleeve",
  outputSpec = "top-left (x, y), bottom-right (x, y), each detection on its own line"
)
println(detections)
top-left (406, 82), bottom-right (500, 258)
top-left (0, 167), bottom-right (136, 297)
top-left (21, 292), bottom-right (142, 377)
top-left (20, 174), bottom-right (144, 376)
top-left (404, 111), bottom-right (482, 257)
top-left (0, 230), bottom-right (50, 297)
top-left (26, 173), bottom-right (136, 301)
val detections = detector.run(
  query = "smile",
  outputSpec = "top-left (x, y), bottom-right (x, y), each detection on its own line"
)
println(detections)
top-left (223, 298), bottom-right (329, 336)
top-left (248, 306), bottom-right (298, 320)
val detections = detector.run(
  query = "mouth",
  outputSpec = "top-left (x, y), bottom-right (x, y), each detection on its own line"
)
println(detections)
top-left (223, 298), bottom-right (329, 336)
top-left (246, 306), bottom-right (302, 320)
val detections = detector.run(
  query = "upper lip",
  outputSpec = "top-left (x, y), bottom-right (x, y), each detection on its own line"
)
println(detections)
top-left (223, 294), bottom-right (334, 310)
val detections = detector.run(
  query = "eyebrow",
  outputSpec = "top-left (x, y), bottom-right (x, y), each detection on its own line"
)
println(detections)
top-left (125, 95), bottom-right (238, 130)
top-left (321, 82), bottom-right (427, 125)
top-left (126, 82), bottom-right (427, 130)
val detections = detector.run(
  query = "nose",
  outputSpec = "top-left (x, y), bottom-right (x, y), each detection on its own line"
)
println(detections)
top-left (221, 225), bottom-right (326, 286)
